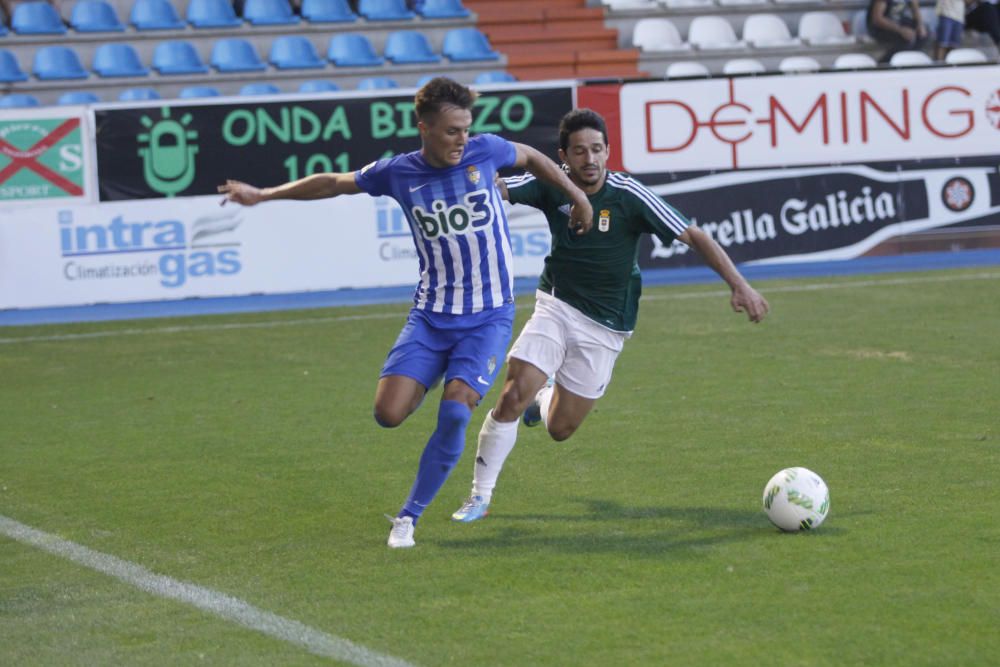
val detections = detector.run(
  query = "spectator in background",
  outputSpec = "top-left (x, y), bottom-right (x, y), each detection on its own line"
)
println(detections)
top-left (935, 0), bottom-right (970, 59)
top-left (965, 0), bottom-right (1000, 50)
top-left (867, 0), bottom-right (929, 62)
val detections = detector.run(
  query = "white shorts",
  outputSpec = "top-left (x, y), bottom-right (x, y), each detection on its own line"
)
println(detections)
top-left (508, 290), bottom-right (629, 399)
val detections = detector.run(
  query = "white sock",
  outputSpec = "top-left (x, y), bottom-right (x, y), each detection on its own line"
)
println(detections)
top-left (471, 409), bottom-right (519, 502)
top-left (537, 385), bottom-right (554, 430)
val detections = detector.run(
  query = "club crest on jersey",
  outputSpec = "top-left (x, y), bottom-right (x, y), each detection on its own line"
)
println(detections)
top-left (599, 209), bottom-right (611, 232)
top-left (466, 166), bottom-right (481, 185)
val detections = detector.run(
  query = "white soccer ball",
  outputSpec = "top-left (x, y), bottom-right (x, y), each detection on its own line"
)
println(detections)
top-left (762, 467), bottom-right (830, 532)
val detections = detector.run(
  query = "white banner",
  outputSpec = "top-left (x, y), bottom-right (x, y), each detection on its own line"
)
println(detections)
top-left (0, 195), bottom-right (550, 310)
top-left (620, 66), bottom-right (1000, 173)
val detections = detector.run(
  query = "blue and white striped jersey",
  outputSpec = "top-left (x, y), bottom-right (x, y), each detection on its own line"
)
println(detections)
top-left (355, 134), bottom-right (517, 315)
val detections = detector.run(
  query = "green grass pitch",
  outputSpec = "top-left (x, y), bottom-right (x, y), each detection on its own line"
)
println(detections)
top-left (1, 267), bottom-right (998, 666)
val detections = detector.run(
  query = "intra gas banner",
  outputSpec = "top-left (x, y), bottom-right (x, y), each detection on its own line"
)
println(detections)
top-left (0, 114), bottom-right (86, 202)
top-left (616, 66), bottom-right (1000, 173)
top-left (94, 84), bottom-right (573, 201)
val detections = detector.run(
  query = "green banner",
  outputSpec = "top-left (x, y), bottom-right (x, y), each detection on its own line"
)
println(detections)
top-left (0, 117), bottom-right (85, 201)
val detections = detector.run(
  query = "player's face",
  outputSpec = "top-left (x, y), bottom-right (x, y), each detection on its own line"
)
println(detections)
top-left (419, 105), bottom-right (473, 168)
top-left (559, 128), bottom-right (609, 192)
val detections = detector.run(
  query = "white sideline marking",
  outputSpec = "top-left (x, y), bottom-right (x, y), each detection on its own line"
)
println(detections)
top-left (0, 515), bottom-right (417, 667)
top-left (1, 271), bottom-right (997, 346)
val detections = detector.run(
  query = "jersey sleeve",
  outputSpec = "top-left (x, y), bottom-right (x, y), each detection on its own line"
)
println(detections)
top-left (353, 157), bottom-right (393, 197)
top-left (477, 133), bottom-right (517, 170)
top-left (622, 174), bottom-right (691, 244)
top-left (502, 173), bottom-right (550, 209)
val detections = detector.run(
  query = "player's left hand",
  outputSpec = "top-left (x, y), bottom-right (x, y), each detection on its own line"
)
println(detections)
top-left (732, 285), bottom-right (769, 323)
top-left (568, 197), bottom-right (593, 235)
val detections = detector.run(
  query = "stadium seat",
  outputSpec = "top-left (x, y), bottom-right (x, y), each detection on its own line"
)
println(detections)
top-left (416, 73), bottom-right (436, 86)
top-left (742, 14), bottom-right (800, 48)
top-left (0, 22), bottom-right (6, 36)
top-left (240, 82), bottom-right (281, 95)
top-left (269, 35), bottom-right (325, 69)
top-left (601, 0), bottom-right (655, 10)
top-left (302, 0), bottom-right (356, 22)
top-left (0, 50), bottom-right (29, 82)
top-left (687, 17), bottom-right (745, 50)
top-left (890, 50), bottom-right (932, 67)
top-left (778, 55), bottom-right (821, 73)
top-left (418, 0), bottom-right (469, 19)
top-left (58, 90), bottom-right (101, 104)
top-left (153, 41), bottom-right (209, 74)
top-left (798, 12), bottom-right (855, 46)
top-left (186, 0), bottom-right (242, 28)
top-left (70, 0), bottom-right (125, 32)
top-left (298, 79), bottom-right (340, 92)
top-left (92, 43), bottom-right (149, 77)
top-left (357, 76), bottom-right (398, 89)
top-left (665, 61), bottom-right (710, 78)
top-left (723, 57), bottom-right (766, 74)
top-left (660, 0), bottom-right (711, 8)
top-left (327, 33), bottom-right (383, 66)
top-left (180, 85), bottom-right (221, 98)
top-left (945, 48), bottom-right (989, 64)
top-left (358, 0), bottom-right (414, 21)
top-left (833, 52), bottom-right (876, 69)
top-left (33, 46), bottom-right (89, 80)
top-left (130, 0), bottom-right (185, 29)
top-left (718, 0), bottom-right (766, 6)
top-left (384, 30), bottom-right (441, 64)
top-left (211, 38), bottom-right (268, 71)
top-left (243, 0), bottom-right (299, 24)
top-left (119, 87), bottom-right (161, 100)
top-left (12, 2), bottom-right (67, 34)
top-left (474, 70), bottom-right (516, 84)
top-left (632, 18), bottom-right (690, 52)
top-left (442, 28), bottom-right (500, 61)
top-left (0, 93), bottom-right (41, 108)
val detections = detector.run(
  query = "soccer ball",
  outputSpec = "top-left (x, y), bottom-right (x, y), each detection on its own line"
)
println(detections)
top-left (762, 467), bottom-right (830, 532)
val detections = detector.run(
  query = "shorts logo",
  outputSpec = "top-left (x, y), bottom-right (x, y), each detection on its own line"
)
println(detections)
top-left (599, 209), bottom-right (611, 232)
top-left (466, 166), bottom-right (481, 185)
top-left (941, 177), bottom-right (974, 212)
top-left (487, 355), bottom-right (496, 375)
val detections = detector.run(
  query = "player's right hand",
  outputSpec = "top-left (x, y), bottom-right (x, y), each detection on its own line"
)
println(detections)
top-left (218, 179), bottom-right (264, 207)
top-left (568, 198), bottom-right (593, 235)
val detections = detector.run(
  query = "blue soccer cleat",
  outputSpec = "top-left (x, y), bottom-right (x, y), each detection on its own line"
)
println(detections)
top-left (452, 495), bottom-right (490, 522)
top-left (522, 377), bottom-right (554, 427)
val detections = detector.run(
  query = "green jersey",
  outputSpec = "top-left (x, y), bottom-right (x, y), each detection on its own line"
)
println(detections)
top-left (506, 170), bottom-right (690, 332)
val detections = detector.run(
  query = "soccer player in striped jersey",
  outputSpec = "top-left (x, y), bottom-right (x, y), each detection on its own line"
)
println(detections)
top-left (218, 78), bottom-right (593, 548)
top-left (452, 108), bottom-right (769, 523)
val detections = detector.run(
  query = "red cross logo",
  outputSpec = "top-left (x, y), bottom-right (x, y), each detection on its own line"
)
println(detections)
top-left (0, 118), bottom-right (83, 196)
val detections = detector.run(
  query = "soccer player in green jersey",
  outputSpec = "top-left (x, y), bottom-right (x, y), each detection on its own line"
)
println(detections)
top-left (451, 108), bottom-right (769, 522)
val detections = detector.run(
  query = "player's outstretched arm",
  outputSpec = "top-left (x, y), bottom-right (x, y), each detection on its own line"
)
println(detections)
top-left (218, 173), bottom-right (362, 207)
top-left (511, 142), bottom-right (593, 235)
top-left (678, 226), bottom-right (770, 323)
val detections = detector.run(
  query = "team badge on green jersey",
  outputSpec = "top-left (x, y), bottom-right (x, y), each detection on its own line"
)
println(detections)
top-left (599, 209), bottom-right (611, 232)
top-left (466, 166), bottom-right (481, 185)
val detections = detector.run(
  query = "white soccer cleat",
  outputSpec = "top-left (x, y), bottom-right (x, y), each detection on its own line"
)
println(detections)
top-left (386, 515), bottom-right (415, 548)
top-left (451, 495), bottom-right (490, 522)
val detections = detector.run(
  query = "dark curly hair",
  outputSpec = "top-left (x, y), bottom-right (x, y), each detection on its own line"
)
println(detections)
top-left (558, 109), bottom-right (608, 152)
top-left (415, 77), bottom-right (479, 121)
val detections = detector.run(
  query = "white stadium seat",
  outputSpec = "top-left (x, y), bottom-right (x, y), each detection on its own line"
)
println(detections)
top-left (600, 0), bottom-right (657, 10)
top-left (742, 14), bottom-right (801, 48)
top-left (945, 48), bottom-right (988, 64)
top-left (632, 18), bottom-right (691, 52)
top-left (688, 16), bottom-right (745, 50)
top-left (718, 0), bottom-right (767, 6)
top-left (723, 57), bottom-right (766, 74)
top-left (660, 0), bottom-right (713, 8)
top-left (833, 52), bottom-right (877, 69)
top-left (799, 12), bottom-right (856, 45)
top-left (779, 55), bottom-right (821, 73)
top-left (666, 60), bottom-right (711, 78)
top-left (889, 50), bottom-right (933, 67)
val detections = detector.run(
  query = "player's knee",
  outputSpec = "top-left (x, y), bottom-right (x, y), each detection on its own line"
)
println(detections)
top-left (547, 421), bottom-right (578, 442)
top-left (373, 405), bottom-right (407, 429)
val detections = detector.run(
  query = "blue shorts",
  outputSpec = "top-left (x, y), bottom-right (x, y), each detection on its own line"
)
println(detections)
top-left (380, 303), bottom-right (515, 400)
top-left (937, 16), bottom-right (963, 47)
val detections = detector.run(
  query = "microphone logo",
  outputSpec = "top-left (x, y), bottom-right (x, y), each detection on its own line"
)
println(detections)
top-left (137, 108), bottom-right (199, 198)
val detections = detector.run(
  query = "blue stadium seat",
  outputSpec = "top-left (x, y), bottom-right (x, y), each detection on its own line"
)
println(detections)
top-left (12, 1), bottom-right (67, 34)
top-left (180, 85), bottom-right (220, 98)
top-left (474, 70), bottom-right (516, 84)
top-left (357, 76), bottom-right (398, 90)
top-left (240, 82), bottom-right (281, 95)
top-left (384, 31), bottom-right (440, 64)
top-left (186, 0), bottom-right (242, 27)
top-left (0, 22), bottom-right (6, 36)
top-left (358, 0), bottom-right (413, 21)
top-left (416, 73), bottom-right (435, 86)
top-left (327, 34), bottom-right (383, 66)
top-left (70, 0), bottom-right (125, 32)
top-left (58, 90), bottom-right (101, 104)
top-left (269, 35), bottom-right (325, 69)
top-left (130, 0), bottom-right (185, 30)
top-left (0, 50), bottom-right (29, 82)
top-left (153, 41), bottom-right (209, 74)
top-left (302, 0), bottom-right (355, 22)
top-left (119, 87), bottom-right (161, 100)
top-left (211, 38), bottom-right (267, 72)
top-left (92, 43), bottom-right (149, 77)
top-left (242, 0), bottom-right (298, 25)
top-left (298, 79), bottom-right (340, 92)
top-left (417, 0), bottom-right (468, 18)
top-left (443, 28), bottom-right (500, 62)
top-left (33, 46), bottom-right (89, 80)
top-left (0, 93), bottom-right (41, 108)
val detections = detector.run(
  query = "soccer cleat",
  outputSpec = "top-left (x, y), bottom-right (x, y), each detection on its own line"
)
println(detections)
top-left (451, 495), bottom-right (490, 522)
top-left (522, 377), bottom-right (554, 428)
top-left (386, 514), bottom-right (415, 548)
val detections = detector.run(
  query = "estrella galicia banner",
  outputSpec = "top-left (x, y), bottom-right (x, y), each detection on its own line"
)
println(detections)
top-left (94, 85), bottom-right (573, 201)
top-left (0, 117), bottom-right (85, 201)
